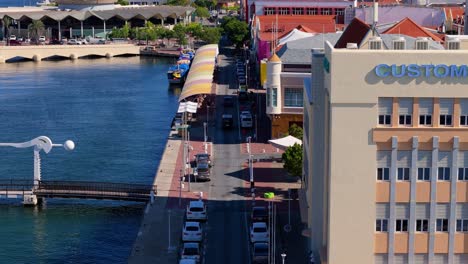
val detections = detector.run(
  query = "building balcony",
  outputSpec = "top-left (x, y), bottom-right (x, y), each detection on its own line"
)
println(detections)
top-left (373, 127), bottom-right (468, 144)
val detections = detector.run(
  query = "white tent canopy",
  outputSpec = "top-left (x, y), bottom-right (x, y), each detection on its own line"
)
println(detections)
top-left (278, 29), bottom-right (315, 46)
top-left (268, 135), bottom-right (302, 150)
top-left (177, 101), bottom-right (198, 113)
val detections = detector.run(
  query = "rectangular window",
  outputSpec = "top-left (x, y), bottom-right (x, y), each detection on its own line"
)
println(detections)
top-left (396, 219), bottom-right (408, 232)
top-left (458, 168), bottom-right (468, 181)
top-left (266, 88), bottom-right (271, 107)
top-left (377, 168), bottom-right (390, 181)
top-left (399, 98), bottom-right (413, 126)
top-left (376, 219), bottom-right (388, 232)
top-left (439, 98), bottom-right (453, 126)
top-left (418, 168), bottom-right (431, 181)
top-left (284, 88), bottom-right (303, 107)
top-left (335, 9), bottom-right (344, 16)
top-left (419, 115), bottom-right (432, 125)
top-left (278, 7), bottom-right (289, 15)
top-left (461, 115), bottom-right (468, 126)
top-left (292, 7), bottom-right (303, 15)
top-left (305, 8), bottom-right (318, 15)
top-left (416, 219), bottom-right (429, 232)
top-left (264, 7), bottom-right (276, 15)
top-left (378, 98), bottom-right (392, 126)
top-left (321, 8), bottom-right (332, 15)
top-left (436, 218), bottom-right (449, 232)
top-left (456, 219), bottom-right (468, 232)
top-left (438, 167), bottom-right (451, 181)
top-left (272, 88), bottom-right (277, 107)
top-left (379, 115), bottom-right (391, 125)
top-left (440, 114), bottom-right (453, 126)
top-left (397, 168), bottom-right (410, 181)
top-left (399, 115), bottom-right (412, 125)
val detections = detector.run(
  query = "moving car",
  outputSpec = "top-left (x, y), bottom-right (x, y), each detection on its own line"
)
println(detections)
top-left (222, 114), bottom-right (233, 129)
top-left (241, 115), bottom-right (253, 129)
top-left (250, 222), bottom-right (269, 243)
top-left (181, 242), bottom-right (201, 263)
top-left (252, 242), bottom-right (269, 263)
top-left (9, 35), bottom-right (16, 41)
top-left (194, 153), bottom-right (211, 166)
top-left (194, 160), bottom-right (211, 181)
top-left (251, 206), bottom-right (268, 222)
top-left (186, 200), bottom-right (207, 221)
top-left (240, 111), bottom-right (251, 118)
top-left (182, 221), bottom-right (203, 242)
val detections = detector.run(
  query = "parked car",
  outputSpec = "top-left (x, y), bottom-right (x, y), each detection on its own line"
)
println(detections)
top-left (186, 200), bottom-right (207, 221)
top-left (250, 222), bottom-right (269, 243)
top-left (194, 153), bottom-right (211, 166)
top-left (182, 221), bottom-right (203, 242)
top-left (251, 206), bottom-right (268, 222)
top-left (181, 242), bottom-right (201, 263)
top-left (238, 91), bottom-right (248, 101)
top-left (17, 37), bottom-right (23, 42)
top-left (179, 259), bottom-right (197, 264)
top-left (38, 36), bottom-right (46, 42)
top-left (241, 115), bottom-right (253, 129)
top-left (240, 111), bottom-right (251, 118)
top-left (194, 160), bottom-right (211, 181)
top-left (9, 35), bottom-right (16, 41)
top-left (68, 39), bottom-right (81, 45)
top-left (252, 242), bottom-right (269, 263)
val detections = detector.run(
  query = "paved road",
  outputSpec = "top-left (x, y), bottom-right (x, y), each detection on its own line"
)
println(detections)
top-left (203, 47), bottom-right (252, 264)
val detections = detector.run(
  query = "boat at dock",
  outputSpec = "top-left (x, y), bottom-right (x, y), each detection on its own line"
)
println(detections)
top-left (167, 49), bottom-right (195, 84)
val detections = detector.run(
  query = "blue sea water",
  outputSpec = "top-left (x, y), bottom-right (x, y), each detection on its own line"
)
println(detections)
top-left (0, 55), bottom-right (180, 263)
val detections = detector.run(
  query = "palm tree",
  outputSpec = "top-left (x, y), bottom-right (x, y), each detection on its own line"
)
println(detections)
top-left (2, 16), bottom-right (12, 44)
top-left (28, 20), bottom-right (45, 44)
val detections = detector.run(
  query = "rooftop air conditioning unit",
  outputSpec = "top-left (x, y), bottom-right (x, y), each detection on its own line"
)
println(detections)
top-left (415, 37), bottom-right (429, 50)
top-left (392, 37), bottom-right (406, 50)
top-left (346, 43), bottom-right (358, 49)
top-left (369, 36), bottom-right (382, 50)
top-left (447, 38), bottom-right (461, 50)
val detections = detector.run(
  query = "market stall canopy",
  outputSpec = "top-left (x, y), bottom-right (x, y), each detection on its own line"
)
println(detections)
top-left (268, 135), bottom-right (302, 150)
top-left (179, 44), bottom-right (219, 102)
top-left (278, 29), bottom-right (315, 46)
top-left (177, 101), bottom-right (198, 113)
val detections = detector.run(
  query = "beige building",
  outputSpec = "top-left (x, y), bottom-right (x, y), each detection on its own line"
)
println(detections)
top-left (304, 36), bottom-right (468, 263)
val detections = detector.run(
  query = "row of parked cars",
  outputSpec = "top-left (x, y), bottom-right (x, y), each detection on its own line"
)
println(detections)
top-left (250, 206), bottom-right (269, 263)
top-left (6, 35), bottom-right (105, 45)
top-left (180, 199), bottom-right (208, 264)
top-left (236, 58), bottom-right (247, 85)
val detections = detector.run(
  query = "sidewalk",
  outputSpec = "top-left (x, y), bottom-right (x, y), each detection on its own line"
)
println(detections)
top-left (128, 122), bottom-right (213, 264)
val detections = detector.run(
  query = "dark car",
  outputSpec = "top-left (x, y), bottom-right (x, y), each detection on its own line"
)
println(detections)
top-left (223, 96), bottom-right (234, 107)
top-left (238, 91), bottom-right (248, 102)
top-left (251, 206), bottom-right (268, 222)
top-left (222, 114), bottom-right (233, 129)
top-left (252, 242), bottom-right (268, 264)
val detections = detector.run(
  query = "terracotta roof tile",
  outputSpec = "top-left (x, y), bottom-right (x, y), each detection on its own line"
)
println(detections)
top-left (334, 18), bottom-right (371, 48)
top-left (382, 17), bottom-right (443, 42)
top-left (256, 15), bottom-right (336, 41)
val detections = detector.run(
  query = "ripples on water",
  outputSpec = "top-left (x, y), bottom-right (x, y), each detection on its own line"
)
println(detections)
top-left (0, 57), bottom-right (181, 263)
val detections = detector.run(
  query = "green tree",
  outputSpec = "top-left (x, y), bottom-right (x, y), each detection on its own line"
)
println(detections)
top-left (221, 17), bottom-right (249, 48)
top-left (282, 143), bottom-right (303, 177)
top-left (194, 0), bottom-right (217, 9)
top-left (166, 0), bottom-right (190, 6)
top-left (2, 16), bottom-right (12, 43)
top-left (288, 124), bottom-right (303, 140)
top-left (200, 26), bottom-right (221, 44)
top-left (116, 0), bottom-right (129, 5)
top-left (195, 6), bottom-right (210, 18)
top-left (109, 23), bottom-right (131, 39)
top-left (186, 23), bottom-right (203, 39)
top-left (28, 20), bottom-right (45, 44)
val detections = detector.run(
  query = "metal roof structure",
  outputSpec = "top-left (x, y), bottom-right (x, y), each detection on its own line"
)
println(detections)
top-left (0, 6), bottom-right (194, 21)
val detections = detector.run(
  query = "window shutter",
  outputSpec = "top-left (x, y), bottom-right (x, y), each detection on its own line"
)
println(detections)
top-left (456, 204), bottom-right (468, 219)
top-left (397, 151), bottom-right (411, 167)
top-left (453, 254), bottom-right (468, 264)
top-left (414, 254), bottom-right (428, 264)
top-left (395, 204), bottom-right (410, 218)
top-left (399, 98), bottom-right (413, 115)
top-left (378, 98), bottom-right (392, 115)
top-left (375, 254), bottom-right (388, 264)
top-left (376, 203), bottom-right (390, 218)
top-left (419, 98), bottom-right (433, 115)
top-left (460, 99), bottom-right (468, 116)
top-left (418, 151), bottom-right (432, 167)
top-left (438, 152), bottom-right (452, 167)
top-left (458, 151), bottom-right (468, 168)
top-left (436, 203), bottom-right (450, 218)
top-left (377, 151), bottom-right (391, 167)
top-left (439, 99), bottom-right (454, 115)
top-left (415, 203), bottom-right (430, 219)
top-left (394, 254), bottom-right (408, 264)
top-left (434, 254), bottom-right (448, 264)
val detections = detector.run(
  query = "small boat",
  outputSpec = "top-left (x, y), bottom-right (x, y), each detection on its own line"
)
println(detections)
top-left (167, 63), bottom-right (190, 84)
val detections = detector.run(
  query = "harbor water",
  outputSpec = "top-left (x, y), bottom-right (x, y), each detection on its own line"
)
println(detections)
top-left (0, 55), bottom-right (180, 263)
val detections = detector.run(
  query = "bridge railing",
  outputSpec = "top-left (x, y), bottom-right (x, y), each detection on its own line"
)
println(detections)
top-left (36, 180), bottom-right (157, 195)
top-left (0, 179), bottom-right (34, 191)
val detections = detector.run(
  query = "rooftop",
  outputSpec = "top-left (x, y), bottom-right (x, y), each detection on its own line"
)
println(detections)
top-left (382, 17), bottom-right (443, 42)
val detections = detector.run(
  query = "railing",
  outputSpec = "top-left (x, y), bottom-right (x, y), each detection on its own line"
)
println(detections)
top-left (0, 180), bottom-right (156, 202)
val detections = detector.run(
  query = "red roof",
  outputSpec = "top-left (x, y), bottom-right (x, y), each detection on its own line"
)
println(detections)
top-left (444, 7), bottom-right (465, 19)
top-left (383, 17), bottom-right (443, 42)
top-left (334, 18), bottom-right (371, 48)
top-left (255, 15), bottom-right (336, 41)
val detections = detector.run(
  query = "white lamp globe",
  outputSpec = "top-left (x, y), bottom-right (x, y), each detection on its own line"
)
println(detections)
top-left (63, 140), bottom-right (75, 151)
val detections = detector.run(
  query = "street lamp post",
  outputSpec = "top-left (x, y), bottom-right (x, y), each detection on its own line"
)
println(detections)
top-left (281, 253), bottom-right (286, 264)
top-left (0, 136), bottom-right (75, 205)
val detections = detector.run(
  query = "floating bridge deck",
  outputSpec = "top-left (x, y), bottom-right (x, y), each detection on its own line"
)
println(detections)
top-left (0, 180), bottom-right (156, 202)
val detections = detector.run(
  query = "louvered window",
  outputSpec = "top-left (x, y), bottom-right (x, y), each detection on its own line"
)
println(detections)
top-left (439, 98), bottom-right (453, 126)
top-left (419, 98), bottom-right (433, 126)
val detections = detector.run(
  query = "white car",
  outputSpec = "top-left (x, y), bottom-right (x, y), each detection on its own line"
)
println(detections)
top-left (181, 242), bottom-right (201, 263)
top-left (9, 35), bottom-right (16, 41)
top-left (182, 221), bottom-right (203, 242)
top-left (250, 222), bottom-right (269, 243)
top-left (240, 111), bottom-right (251, 118)
top-left (39, 36), bottom-right (46, 42)
top-left (186, 200), bottom-right (207, 221)
top-left (68, 39), bottom-right (81, 45)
